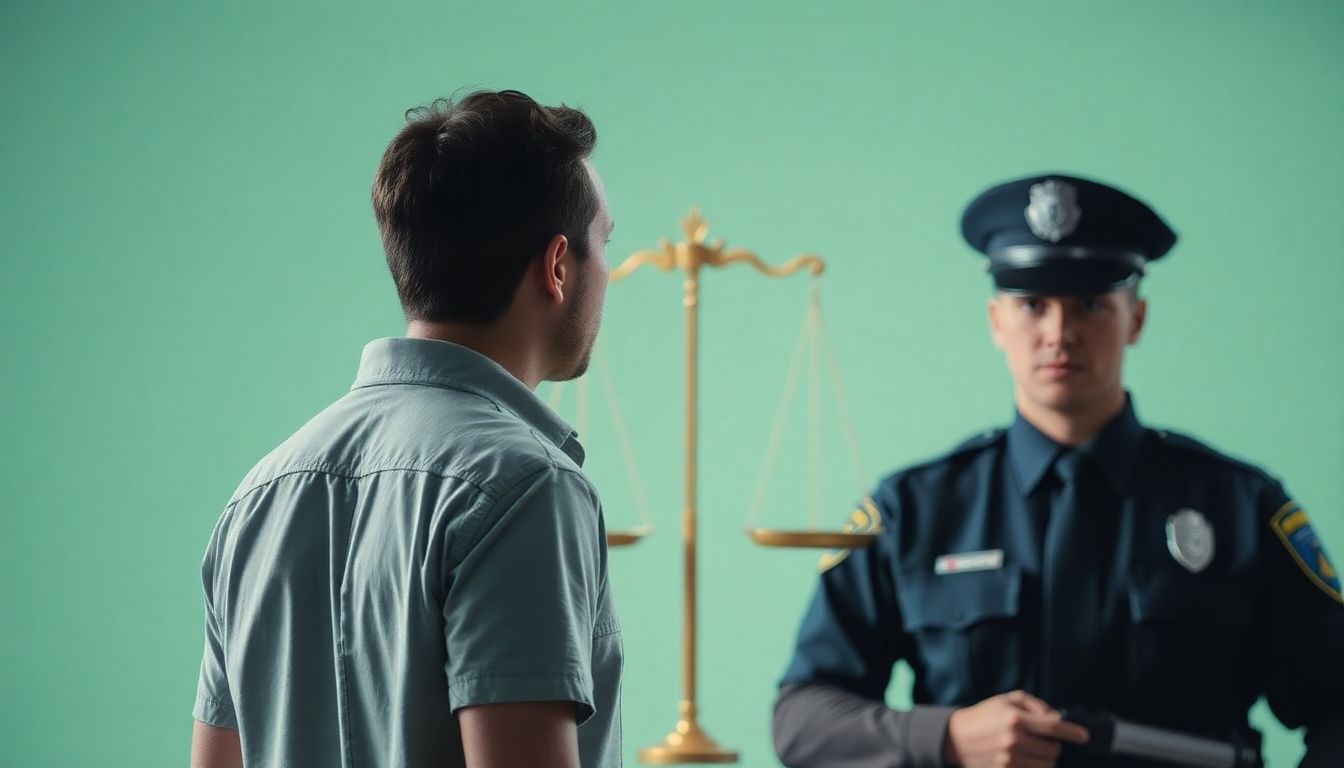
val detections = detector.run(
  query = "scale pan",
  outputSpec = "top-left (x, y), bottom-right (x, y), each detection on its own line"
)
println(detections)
top-left (607, 526), bottom-right (651, 547)
top-left (747, 528), bottom-right (877, 549)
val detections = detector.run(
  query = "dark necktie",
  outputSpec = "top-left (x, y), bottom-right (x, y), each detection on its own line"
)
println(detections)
top-left (1042, 449), bottom-right (1106, 708)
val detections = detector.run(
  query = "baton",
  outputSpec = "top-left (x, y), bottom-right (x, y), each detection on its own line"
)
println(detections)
top-left (1062, 710), bottom-right (1262, 768)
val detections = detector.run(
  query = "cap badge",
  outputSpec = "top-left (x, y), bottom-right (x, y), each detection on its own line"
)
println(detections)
top-left (1025, 179), bottom-right (1082, 242)
top-left (1166, 508), bottom-right (1214, 573)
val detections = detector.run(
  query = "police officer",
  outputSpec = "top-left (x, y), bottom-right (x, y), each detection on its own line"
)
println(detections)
top-left (772, 174), bottom-right (1344, 768)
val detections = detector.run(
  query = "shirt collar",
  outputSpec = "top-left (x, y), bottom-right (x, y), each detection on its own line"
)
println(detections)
top-left (1007, 394), bottom-right (1145, 495)
top-left (350, 337), bottom-right (584, 465)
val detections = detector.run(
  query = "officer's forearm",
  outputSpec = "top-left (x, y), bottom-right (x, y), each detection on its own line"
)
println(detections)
top-left (772, 683), bottom-right (955, 768)
top-left (1302, 712), bottom-right (1344, 768)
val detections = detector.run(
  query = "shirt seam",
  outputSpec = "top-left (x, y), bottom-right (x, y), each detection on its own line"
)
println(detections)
top-left (228, 465), bottom-right (495, 509)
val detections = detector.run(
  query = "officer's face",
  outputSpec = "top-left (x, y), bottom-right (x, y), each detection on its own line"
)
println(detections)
top-left (987, 290), bottom-right (1146, 415)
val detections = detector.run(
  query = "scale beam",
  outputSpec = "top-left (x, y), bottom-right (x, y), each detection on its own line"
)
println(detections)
top-left (611, 208), bottom-right (824, 284)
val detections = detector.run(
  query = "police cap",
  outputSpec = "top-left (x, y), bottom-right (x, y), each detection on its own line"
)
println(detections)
top-left (960, 173), bottom-right (1177, 295)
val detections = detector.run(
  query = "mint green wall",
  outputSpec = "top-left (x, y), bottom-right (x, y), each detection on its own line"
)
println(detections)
top-left (3, 1), bottom-right (1341, 765)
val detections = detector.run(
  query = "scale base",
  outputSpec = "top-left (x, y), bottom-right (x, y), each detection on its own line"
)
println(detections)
top-left (638, 717), bottom-right (738, 764)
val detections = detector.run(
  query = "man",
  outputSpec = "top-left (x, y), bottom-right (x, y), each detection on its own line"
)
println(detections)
top-left (773, 174), bottom-right (1344, 767)
top-left (190, 90), bottom-right (621, 768)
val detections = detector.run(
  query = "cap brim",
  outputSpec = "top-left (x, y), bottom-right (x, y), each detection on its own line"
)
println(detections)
top-left (990, 261), bottom-right (1137, 295)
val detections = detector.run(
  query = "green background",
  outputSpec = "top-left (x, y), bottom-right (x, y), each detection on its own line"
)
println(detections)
top-left (3, 1), bottom-right (1342, 765)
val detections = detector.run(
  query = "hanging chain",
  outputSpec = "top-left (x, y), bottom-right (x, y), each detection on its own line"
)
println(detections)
top-left (595, 346), bottom-right (655, 532)
top-left (745, 302), bottom-right (811, 529)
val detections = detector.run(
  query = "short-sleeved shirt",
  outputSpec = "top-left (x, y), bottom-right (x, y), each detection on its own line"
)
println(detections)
top-left (194, 337), bottom-right (622, 767)
top-left (781, 397), bottom-right (1344, 764)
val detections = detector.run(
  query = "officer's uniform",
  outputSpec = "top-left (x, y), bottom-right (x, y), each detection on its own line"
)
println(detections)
top-left (773, 175), bottom-right (1344, 768)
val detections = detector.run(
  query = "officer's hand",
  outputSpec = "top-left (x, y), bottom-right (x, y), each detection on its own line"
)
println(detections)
top-left (942, 690), bottom-right (1089, 768)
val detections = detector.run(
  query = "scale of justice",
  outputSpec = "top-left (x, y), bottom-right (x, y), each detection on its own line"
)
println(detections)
top-left (543, 209), bottom-right (877, 764)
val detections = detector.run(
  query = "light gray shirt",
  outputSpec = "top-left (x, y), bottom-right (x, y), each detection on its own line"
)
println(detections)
top-left (194, 337), bottom-right (622, 767)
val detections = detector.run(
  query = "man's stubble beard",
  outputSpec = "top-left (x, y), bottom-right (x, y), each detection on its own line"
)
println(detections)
top-left (549, 268), bottom-right (599, 382)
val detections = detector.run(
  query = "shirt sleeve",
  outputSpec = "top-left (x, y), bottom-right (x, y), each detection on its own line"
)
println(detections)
top-left (1258, 483), bottom-right (1344, 763)
top-left (193, 527), bottom-right (237, 729)
top-left (442, 464), bottom-right (605, 723)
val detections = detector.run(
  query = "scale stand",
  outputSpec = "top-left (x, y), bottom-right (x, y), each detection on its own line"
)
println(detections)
top-left (612, 209), bottom-right (823, 764)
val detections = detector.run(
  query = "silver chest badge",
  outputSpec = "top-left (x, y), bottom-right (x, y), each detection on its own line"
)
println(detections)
top-left (1025, 179), bottom-right (1082, 242)
top-left (1166, 509), bottom-right (1215, 573)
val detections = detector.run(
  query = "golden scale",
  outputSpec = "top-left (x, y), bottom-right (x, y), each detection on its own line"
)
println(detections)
top-left (543, 209), bottom-right (880, 763)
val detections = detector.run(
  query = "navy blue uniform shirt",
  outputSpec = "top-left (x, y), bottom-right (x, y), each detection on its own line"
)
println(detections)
top-left (781, 397), bottom-right (1344, 754)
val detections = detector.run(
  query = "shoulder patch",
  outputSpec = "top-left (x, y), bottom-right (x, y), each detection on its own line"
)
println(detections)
top-left (1270, 502), bottom-right (1342, 603)
top-left (818, 497), bottom-right (883, 573)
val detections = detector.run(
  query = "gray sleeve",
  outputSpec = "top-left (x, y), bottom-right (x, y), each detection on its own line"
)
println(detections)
top-left (772, 683), bottom-right (954, 768)
top-left (1302, 713), bottom-right (1344, 768)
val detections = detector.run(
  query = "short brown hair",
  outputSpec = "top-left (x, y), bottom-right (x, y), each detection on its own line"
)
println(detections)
top-left (371, 90), bottom-right (599, 323)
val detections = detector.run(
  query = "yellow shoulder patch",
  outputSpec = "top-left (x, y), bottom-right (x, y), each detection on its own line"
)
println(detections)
top-left (818, 497), bottom-right (883, 573)
top-left (1270, 502), bottom-right (1343, 604)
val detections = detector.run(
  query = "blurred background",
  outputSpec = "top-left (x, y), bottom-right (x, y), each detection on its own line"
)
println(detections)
top-left (3, 1), bottom-right (1342, 764)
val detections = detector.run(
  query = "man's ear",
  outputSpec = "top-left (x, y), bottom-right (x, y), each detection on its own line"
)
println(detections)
top-left (1128, 297), bottom-right (1148, 345)
top-left (539, 234), bottom-right (569, 304)
top-left (987, 296), bottom-right (1005, 349)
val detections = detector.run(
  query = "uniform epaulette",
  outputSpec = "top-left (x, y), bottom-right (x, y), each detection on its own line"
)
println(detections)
top-left (1150, 428), bottom-right (1279, 486)
top-left (950, 427), bottom-right (1007, 455)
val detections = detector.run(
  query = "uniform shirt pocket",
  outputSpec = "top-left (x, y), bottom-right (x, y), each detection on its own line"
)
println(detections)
top-left (897, 564), bottom-right (1022, 704)
top-left (1127, 562), bottom-right (1258, 724)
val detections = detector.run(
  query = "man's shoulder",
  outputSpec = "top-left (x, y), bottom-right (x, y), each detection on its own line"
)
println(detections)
top-left (225, 385), bottom-right (581, 507)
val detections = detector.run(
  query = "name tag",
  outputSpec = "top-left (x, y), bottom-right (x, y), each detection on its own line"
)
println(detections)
top-left (934, 549), bottom-right (1004, 575)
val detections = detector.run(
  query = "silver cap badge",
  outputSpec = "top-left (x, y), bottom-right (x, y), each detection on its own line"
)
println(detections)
top-left (1025, 179), bottom-right (1082, 242)
top-left (1166, 509), bottom-right (1214, 573)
